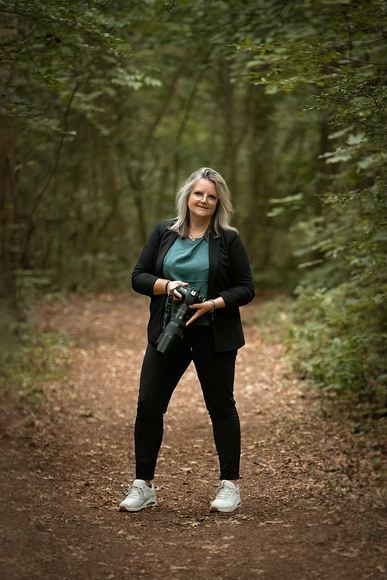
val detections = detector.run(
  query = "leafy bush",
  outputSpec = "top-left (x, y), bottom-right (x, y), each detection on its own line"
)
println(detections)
top-left (0, 313), bottom-right (71, 406)
top-left (288, 201), bottom-right (387, 410)
top-left (239, 0), bottom-right (387, 412)
top-left (289, 283), bottom-right (386, 409)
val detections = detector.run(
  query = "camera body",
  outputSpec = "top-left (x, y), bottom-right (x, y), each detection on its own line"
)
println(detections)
top-left (156, 284), bottom-right (206, 357)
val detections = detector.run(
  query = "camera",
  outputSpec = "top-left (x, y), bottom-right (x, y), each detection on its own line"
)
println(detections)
top-left (157, 284), bottom-right (206, 357)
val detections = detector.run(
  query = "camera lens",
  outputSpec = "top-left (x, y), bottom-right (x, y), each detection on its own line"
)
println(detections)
top-left (156, 284), bottom-right (206, 357)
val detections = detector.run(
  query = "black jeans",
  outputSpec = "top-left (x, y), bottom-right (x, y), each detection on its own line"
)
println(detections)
top-left (135, 325), bottom-right (240, 481)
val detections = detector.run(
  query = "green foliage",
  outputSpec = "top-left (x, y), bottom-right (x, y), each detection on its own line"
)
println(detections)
top-left (289, 281), bottom-right (386, 404)
top-left (0, 310), bottom-right (71, 406)
top-left (253, 296), bottom-right (295, 344)
top-left (2, 0), bottom-right (386, 414)
top-left (1, 1), bottom-right (134, 118)
top-left (1, 0), bottom-right (149, 305)
top-left (239, 0), bottom-right (387, 410)
top-left (1, 0), bottom-right (326, 306)
top-left (288, 197), bottom-right (387, 409)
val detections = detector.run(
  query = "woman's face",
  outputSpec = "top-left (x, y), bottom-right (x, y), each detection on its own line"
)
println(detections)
top-left (188, 178), bottom-right (219, 221)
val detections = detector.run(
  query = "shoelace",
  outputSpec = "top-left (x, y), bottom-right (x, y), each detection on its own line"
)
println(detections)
top-left (126, 484), bottom-right (141, 498)
top-left (215, 483), bottom-right (234, 499)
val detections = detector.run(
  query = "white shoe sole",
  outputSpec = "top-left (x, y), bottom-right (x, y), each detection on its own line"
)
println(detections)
top-left (119, 498), bottom-right (157, 512)
top-left (210, 497), bottom-right (241, 513)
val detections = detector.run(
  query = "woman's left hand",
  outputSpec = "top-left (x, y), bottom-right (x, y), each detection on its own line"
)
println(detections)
top-left (186, 301), bottom-right (214, 326)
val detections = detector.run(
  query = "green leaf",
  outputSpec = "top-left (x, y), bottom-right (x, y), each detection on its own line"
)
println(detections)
top-left (267, 207), bottom-right (284, 217)
top-left (269, 193), bottom-right (304, 204)
top-left (347, 133), bottom-right (365, 145)
top-left (372, 294), bottom-right (385, 304)
top-left (328, 127), bottom-right (352, 140)
top-left (298, 260), bottom-right (324, 269)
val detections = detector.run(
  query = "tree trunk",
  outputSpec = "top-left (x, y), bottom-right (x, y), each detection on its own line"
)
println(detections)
top-left (245, 85), bottom-right (276, 270)
top-left (0, 17), bottom-right (17, 303)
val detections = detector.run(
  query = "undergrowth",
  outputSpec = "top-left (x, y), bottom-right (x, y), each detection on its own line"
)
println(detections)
top-left (254, 296), bottom-right (387, 427)
top-left (252, 296), bottom-right (295, 344)
top-left (0, 307), bottom-right (71, 407)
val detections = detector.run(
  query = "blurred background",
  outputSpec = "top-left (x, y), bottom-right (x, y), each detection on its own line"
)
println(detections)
top-left (1, 0), bottom-right (386, 414)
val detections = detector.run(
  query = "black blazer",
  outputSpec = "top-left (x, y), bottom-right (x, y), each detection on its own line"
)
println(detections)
top-left (132, 219), bottom-right (255, 352)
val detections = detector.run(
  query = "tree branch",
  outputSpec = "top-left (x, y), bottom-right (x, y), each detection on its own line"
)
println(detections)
top-left (360, 90), bottom-right (387, 125)
top-left (20, 80), bottom-right (80, 267)
top-left (279, 0), bottom-right (289, 22)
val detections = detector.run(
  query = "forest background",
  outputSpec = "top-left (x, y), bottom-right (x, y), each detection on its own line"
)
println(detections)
top-left (0, 0), bottom-right (386, 419)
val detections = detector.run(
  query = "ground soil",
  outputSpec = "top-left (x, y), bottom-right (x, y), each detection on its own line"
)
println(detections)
top-left (1, 294), bottom-right (386, 580)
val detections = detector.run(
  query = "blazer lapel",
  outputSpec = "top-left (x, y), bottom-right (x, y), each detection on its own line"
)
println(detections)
top-left (208, 233), bottom-right (220, 297)
top-left (155, 229), bottom-right (178, 277)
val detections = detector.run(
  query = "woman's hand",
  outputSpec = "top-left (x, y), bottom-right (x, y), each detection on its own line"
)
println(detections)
top-left (186, 297), bottom-right (226, 326)
top-left (153, 278), bottom-right (188, 299)
top-left (186, 301), bottom-right (214, 326)
top-left (166, 280), bottom-right (188, 302)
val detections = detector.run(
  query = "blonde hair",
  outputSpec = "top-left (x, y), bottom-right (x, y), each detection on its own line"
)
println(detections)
top-left (169, 167), bottom-right (237, 238)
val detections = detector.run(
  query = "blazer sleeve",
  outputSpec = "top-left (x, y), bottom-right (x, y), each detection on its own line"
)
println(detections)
top-left (218, 234), bottom-right (255, 309)
top-left (132, 222), bottom-right (164, 297)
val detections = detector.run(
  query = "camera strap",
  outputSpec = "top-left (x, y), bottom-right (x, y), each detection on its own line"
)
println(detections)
top-left (161, 288), bottom-right (175, 331)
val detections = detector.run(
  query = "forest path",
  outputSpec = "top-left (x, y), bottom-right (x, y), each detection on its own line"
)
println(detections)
top-left (0, 295), bottom-right (385, 580)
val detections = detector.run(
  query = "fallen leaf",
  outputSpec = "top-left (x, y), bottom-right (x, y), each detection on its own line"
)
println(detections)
top-left (125, 535), bottom-right (137, 541)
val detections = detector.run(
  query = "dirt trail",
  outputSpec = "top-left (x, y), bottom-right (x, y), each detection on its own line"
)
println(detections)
top-left (0, 295), bottom-right (386, 580)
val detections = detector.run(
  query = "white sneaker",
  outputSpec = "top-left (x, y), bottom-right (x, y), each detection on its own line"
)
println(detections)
top-left (119, 479), bottom-right (157, 512)
top-left (210, 480), bottom-right (241, 513)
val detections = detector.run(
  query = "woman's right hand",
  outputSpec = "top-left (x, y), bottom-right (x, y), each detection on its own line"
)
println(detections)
top-left (153, 278), bottom-right (188, 297)
top-left (166, 281), bottom-right (189, 302)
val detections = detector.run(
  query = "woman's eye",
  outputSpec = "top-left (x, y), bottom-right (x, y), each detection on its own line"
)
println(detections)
top-left (209, 196), bottom-right (217, 201)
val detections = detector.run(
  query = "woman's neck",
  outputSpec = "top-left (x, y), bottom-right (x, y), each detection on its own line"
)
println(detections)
top-left (189, 216), bottom-right (211, 234)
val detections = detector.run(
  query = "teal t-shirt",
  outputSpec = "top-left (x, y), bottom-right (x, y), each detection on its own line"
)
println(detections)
top-left (163, 236), bottom-right (210, 326)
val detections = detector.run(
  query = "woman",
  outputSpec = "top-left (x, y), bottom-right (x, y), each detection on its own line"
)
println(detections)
top-left (120, 167), bottom-right (255, 513)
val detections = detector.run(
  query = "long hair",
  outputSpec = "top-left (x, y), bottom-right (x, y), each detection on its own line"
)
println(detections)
top-left (169, 167), bottom-right (238, 238)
